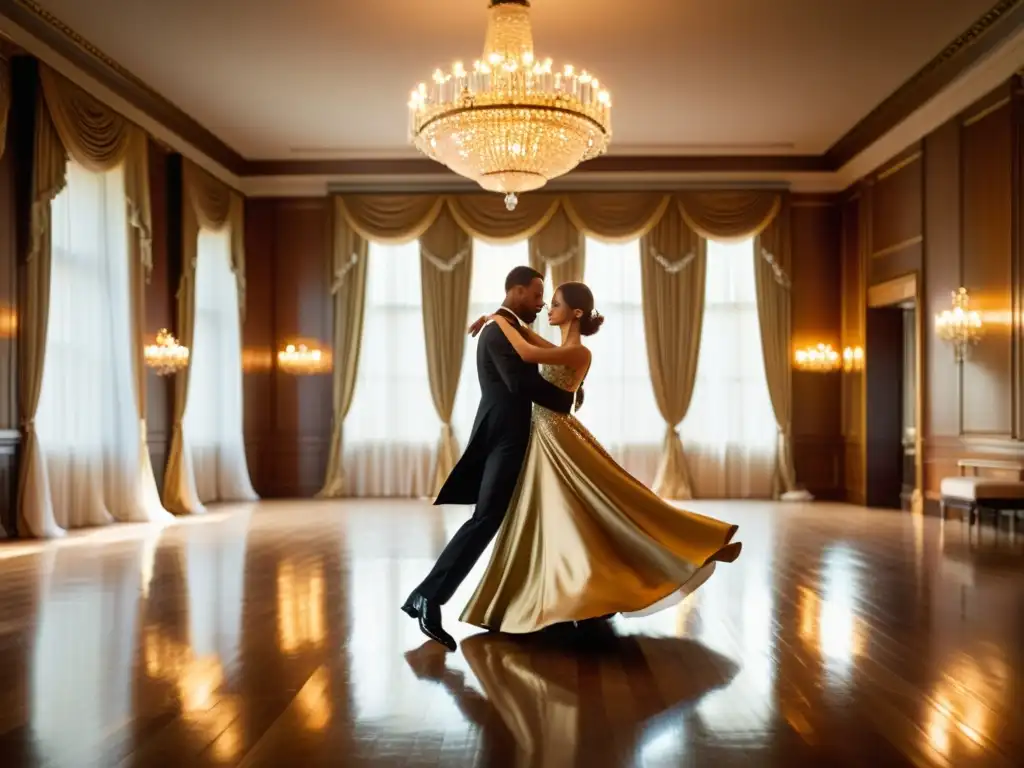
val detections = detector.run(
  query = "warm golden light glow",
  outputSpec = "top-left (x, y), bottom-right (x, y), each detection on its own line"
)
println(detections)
top-left (277, 343), bottom-right (330, 375)
top-left (923, 655), bottom-right (1000, 758)
top-left (295, 665), bottom-right (332, 731)
top-left (144, 329), bottom-right (189, 376)
top-left (842, 345), bottom-right (864, 373)
top-left (141, 625), bottom-right (243, 761)
top-left (934, 287), bottom-right (982, 363)
top-left (277, 558), bottom-right (327, 654)
top-left (793, 343), bottom-right (841, 372)
top-left (242, 346), bottom-right (274, 373)
top-left (0, 305), bottom-right (17, 338)
top-left (407, 0), bottom-right (611, 210)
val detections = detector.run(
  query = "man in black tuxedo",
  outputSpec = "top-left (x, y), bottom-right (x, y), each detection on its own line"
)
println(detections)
top-left (402, 266), bottom-right (574, 650)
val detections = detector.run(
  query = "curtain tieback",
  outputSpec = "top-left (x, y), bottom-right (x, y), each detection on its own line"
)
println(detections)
top-left (20, 417), bottom-right (34, 431)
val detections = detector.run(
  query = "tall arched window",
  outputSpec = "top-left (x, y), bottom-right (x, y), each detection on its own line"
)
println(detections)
top-left (681, 238), bottom-right (778, 497)
top-left (344, 240), bottom-right (437, 496)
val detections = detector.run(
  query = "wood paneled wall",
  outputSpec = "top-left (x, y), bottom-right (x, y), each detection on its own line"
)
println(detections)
top-left (790, 196), bottom-right (843, 498)
top-left (243, 198), bottom-right (334, 498)
top-left (841, 78), bottom-right (1024, 507)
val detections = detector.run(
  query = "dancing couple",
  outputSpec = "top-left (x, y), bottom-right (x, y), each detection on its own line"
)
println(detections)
top-left (402, 266), bottom-right (742, 650)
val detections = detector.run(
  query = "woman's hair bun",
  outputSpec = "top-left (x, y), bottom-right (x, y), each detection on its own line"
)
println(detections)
top-left (579, 309), bottom-right (604, 337)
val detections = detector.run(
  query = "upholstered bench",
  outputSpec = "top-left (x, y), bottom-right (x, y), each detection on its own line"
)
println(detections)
top-left (939, 459), bottom-right (1024, 527)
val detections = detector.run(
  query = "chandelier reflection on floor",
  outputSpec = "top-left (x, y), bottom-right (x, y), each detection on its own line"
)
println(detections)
top-left (144, 329), bottom-right (189, 376)
top-left (407, 0), bottom-right (612, 210)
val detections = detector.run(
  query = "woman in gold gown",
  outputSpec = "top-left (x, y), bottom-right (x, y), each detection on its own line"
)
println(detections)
top-left (461, 282), bottom-right (742, 634)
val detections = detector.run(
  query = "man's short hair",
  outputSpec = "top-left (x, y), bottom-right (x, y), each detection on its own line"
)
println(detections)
top-left (505, 265), bottom-right (543, 292)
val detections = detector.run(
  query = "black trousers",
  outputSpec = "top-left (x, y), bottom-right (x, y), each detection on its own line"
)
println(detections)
top-left (414, 436), bottom-right (528, 605)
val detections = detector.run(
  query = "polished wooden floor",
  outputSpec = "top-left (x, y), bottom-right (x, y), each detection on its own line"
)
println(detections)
top-left (0, 500), bottom-right (1020, 766)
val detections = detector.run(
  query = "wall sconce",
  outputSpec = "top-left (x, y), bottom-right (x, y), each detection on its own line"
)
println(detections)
top-left (934, 287), bottom-right (982, 363)
top-left (144, 329), bottom-right (189, 376)
top-left (793, 343), bottom-right (841, 373)
top-left (277, 343), bottom-right (331, 375)
top-left (842, 345), bottom-right (864, 373)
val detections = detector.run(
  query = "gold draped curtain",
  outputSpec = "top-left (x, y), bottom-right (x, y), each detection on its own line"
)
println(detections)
top-left (162, 159), bottom-right (246, 515)
top-left (18, 65), bottom-right (159, 537)
top-left (324, 189), bottom-right (796, 500)
top-left (753, 198), bottom-right (797, 497)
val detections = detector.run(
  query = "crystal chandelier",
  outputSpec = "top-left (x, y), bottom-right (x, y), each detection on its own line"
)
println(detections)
top-left (277, 344), bottom-right (330, 375)
top-left (144, 329), bottom-right (189, 376)
top-left (408, 0), bottom-right (612, 211)
top-left (935, 287), bottom-right (982, 363)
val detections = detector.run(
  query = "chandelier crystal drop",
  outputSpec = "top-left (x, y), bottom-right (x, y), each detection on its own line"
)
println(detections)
top-left (143, 329), bottom-right (189, 376)
top-left (407, 0), bottom-right (612, 210)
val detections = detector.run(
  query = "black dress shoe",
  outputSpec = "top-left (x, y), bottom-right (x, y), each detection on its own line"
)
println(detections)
top-left (401, 592), bottom-right (457, 651)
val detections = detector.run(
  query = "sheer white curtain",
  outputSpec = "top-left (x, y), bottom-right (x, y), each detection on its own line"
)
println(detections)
top-left (32, 161), bottom-right (165, 536)
top-left (182, 226), bottom-right (257, 507)
top-left (681, 238), bottom-right (777, 497)
top-left (578, 238), bottom-right (663, 485)
top-left (451, 239), bottom-right (528, 446)
top-left (344, 240), bottom-right (437, 496)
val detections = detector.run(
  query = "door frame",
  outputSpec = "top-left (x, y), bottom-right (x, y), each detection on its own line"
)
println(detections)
top-left (867, 272), bottom-right (923, 513)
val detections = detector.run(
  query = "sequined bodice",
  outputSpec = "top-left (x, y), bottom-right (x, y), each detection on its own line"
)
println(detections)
top-left (540, 364), bottom-right (578, 393)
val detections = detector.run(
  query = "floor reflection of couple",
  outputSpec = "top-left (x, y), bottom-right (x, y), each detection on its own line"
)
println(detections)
top-left (406, 623), bottom-right (738, 767)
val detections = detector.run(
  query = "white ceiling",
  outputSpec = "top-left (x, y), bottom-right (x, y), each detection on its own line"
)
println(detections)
top-left (30, 0), bottom-right (998, 160)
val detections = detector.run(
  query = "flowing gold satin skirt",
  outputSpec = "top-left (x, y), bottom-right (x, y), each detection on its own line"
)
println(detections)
top-left (460, 407), bottom-right (741, 633)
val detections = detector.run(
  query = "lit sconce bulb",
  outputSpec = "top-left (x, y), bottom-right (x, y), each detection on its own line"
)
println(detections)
top-left (417, 83), bottom-right (427, 95)
top-left (452, 61), bottom-right (465, 77)
top-left (522, 50), bottom-right (534, 64)
top-left (842, 345), bottom-right (864, 373)
top-left (489, 52), bottom-right (502, 66)
top-left (564, 64), bottom-right (574, 76)
top-left (579, 71), bottom-right (592, 83)
top-left (473, 60), bottom-right (482, 72)
top-left (591, 78), bottom-right (600, 89)
top-left (598, 90), bottom-right (610, 105)
top-left (433, 68), bottom-right (444, 83)
top-left (543, 57), bottom-right (553, 72)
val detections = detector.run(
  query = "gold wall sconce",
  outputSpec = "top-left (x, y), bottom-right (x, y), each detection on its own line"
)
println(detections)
top-left (277, 342), bottom-right (331, 375)
top-left (793, 343), bottom-right (841, 373)
top-left (934, 287), bottom-right (982, 363)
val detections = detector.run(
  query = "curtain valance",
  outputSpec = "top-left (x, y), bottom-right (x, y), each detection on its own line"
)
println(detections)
top-left (182, 159), bottom-right (247, 317)
top-left (335, 189), bottom-right (784, 250)
top-left (38, 66), bottom-right (153, 275)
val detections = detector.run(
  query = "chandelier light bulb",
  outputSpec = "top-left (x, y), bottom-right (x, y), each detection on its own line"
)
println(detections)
top-left (407, 0), bottom-right (612, 210)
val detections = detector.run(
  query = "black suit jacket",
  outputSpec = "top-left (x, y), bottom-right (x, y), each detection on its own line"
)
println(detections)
top-left (434, 309), bottom-right (574, 505)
